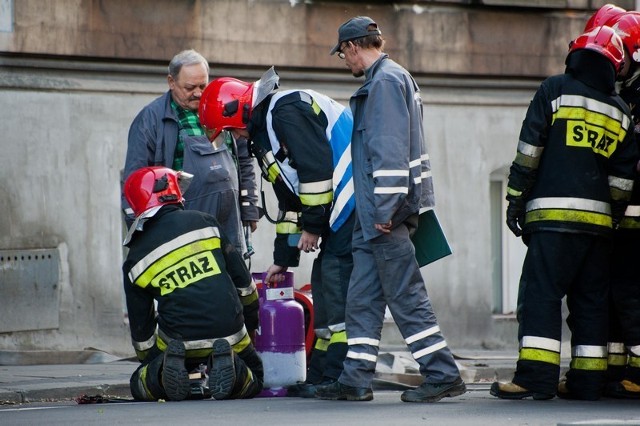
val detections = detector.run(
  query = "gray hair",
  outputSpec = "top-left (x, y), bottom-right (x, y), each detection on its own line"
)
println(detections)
top-left (168, 49), bottom-right (209, 79)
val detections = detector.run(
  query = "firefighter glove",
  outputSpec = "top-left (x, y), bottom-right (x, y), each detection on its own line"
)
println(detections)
top-left (506, 201), bottom-right (525, 237)
top-left (611, 200), bottom-right (627, 230)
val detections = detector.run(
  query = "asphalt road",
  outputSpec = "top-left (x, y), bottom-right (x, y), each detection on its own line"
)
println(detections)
top-left (1, 384), bottom-right (639, 426)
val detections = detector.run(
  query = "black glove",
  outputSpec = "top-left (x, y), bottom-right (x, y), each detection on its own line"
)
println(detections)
top-left (506, 201), bottom-right (525, 237)
top-left (611, 200), bottom-right (627, 230)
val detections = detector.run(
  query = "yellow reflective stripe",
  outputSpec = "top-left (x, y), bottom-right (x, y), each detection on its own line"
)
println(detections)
top-left (315, 337), bottom-right (330, 351)
top-left (311, 98), bottom-right (321, 115)
top-left (514, 151), bottom-right (541, 169)
top-left (139, 364), bottom-right (155, 399)
top-left (551, 94), bottom-right (629, 138)
top-left (519, 348), bottom-right (561, 365)
top-left (330, 331), bottom-right (347, 345)
top-left (276, 222), bottom-right (301, 234)
top-left (570, 357), bottom-right (608, 371)
top-left (526, 209), bottom-right (611, 227)
top-left (134, 240), bottom-right (222, 295)
top-left (507, 186), bottom-right (523, 197)
top-left (129, 227), bottom-right (221, 281)
top-left (619, 218), bottom-right (640, 229)
top-left (300, 191), bottom-right (333, 206)
top-left (608, 353), bottom-right (628, 367)
top-left (267, 163), bottom-right (280, 183)
top-left (240, 290), bottom-right (258, 306)
top-left (629, 355), bottom-right (640, 368)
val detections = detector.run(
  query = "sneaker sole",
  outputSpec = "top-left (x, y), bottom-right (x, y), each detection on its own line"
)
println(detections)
top-left (162, 340), bottom-right (190, 401)
top-left (209, 339), bottom-right (236, 400)
top-left (402, 383), bottom-right (467, 403)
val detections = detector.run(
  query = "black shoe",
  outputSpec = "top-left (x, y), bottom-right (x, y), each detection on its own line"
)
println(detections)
top-left (401, 377), bottom-right (466, 403)
top-left (315, 380), bottom-right (373, 401)
top-left (490, 381), bottom-right (554, 400)
top-left (208, 339), bottom-right (236, 400)
top-left (162, 340), bottom-right (190, 401)
top-left (287, 379), bottom-right (335, 398)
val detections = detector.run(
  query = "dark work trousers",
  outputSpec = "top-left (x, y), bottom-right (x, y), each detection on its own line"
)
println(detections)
top-left (339, 215), bottom-right (460, 388)
top-left (307, 212), bottom-right (354, 382)
top-left (610, 230), bottom-right (640, 384)
top-left (513, 231), bottom-right (610, 399)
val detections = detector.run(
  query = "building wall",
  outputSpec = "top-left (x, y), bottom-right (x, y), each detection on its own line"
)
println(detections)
top-left (0, 0), bottom-right (627, 356)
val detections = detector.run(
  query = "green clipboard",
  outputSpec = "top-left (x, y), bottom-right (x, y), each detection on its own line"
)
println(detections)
top-left (411, 209), bottom-right (453, 267)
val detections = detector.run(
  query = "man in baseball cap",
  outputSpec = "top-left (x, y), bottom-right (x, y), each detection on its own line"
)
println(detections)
top-left (330, 16), bottom-right (382, 55)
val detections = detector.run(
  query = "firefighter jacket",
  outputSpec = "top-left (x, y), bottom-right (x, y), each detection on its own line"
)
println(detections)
top-left (122, 204), bottom-right (259, 362)
top-left (247, 91), bottom-right (354, 266)
top-left (507, 50), bottom-right (638, 237)
top-left (122, 91), bottom-right (259, 227)
top-left (617, 74), bottom-right (640, 233)
top-left (349, 54), bottom-right (435, 241)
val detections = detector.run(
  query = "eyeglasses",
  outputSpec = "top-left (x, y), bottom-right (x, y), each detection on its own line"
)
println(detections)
top-left (337, 41), bottom-right (351, 59)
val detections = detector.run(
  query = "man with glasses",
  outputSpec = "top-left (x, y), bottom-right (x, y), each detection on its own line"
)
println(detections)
top-left (316, 16), bottom-right (466, 403)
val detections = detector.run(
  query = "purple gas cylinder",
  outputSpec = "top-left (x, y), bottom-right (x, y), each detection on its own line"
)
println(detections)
top-left (252, 271), bottom-right (306, 397)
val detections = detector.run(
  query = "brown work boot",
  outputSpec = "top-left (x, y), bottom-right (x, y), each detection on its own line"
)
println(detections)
top-left (490, 381), bottom-right (554, 400)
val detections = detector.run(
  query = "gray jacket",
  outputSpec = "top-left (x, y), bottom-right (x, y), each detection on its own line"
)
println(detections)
top-left (350, 54), bottom-right (435, 241)
top-left (122, 91), bottom-right (259, 225)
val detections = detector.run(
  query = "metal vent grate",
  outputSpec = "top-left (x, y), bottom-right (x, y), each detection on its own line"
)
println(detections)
top-left (0, 249), bottom-right (60, 333)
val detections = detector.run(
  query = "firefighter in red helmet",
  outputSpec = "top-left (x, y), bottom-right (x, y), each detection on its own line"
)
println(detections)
top-left (200, 68), bottom-right (356, 398)
top-left (589, 11), bottom-right (640, 399)
top-left (491, 26), bottom-right (638, 400)
top-left (122, 166), bottom-right (263, 401)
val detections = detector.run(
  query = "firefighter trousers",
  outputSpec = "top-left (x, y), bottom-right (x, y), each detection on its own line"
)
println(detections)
top-left (513, 231), bottom-right (610, 399)
top-left (609, 231), bottom-right (640, 384)
top-left (338, 215), bottom-right (460, 389)
top-left (307, 212), bottom-right (354, 382)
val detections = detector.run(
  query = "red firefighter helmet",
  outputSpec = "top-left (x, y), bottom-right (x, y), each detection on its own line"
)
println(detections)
top-left (569, 26), bottom-right (625, 74)
top-left (584, 4), bottom-right (626, 32)
top-left (124, 166), bottom-right (183, 218)
top-left (611, 12), bottom-right (640, 65)
top-left (199, 77), bottom-right (254, 141)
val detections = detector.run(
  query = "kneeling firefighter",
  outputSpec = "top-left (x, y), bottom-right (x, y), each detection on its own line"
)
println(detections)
top-left (122, 166), bottom-right (263, 401)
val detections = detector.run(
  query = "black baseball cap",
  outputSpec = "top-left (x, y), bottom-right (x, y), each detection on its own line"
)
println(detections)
top-left (330, 16), bottom-right (382, 55)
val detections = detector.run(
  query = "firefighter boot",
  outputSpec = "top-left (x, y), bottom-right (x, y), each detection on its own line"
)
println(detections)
top-left (490, 381), bottom-right (554, 400)
top-left (401, 377), bottom-right (467, 403)
top-left (162, 340), bottom-right (191, 401)
top-left (208, 339), bottom-right (236, 400)
top-left (605, 380), bottom-right (640, 399)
